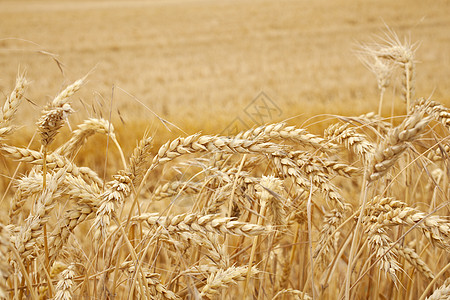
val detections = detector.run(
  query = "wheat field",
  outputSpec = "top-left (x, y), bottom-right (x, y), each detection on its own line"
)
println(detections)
top-left (1, 1), bottom-right (450, 299)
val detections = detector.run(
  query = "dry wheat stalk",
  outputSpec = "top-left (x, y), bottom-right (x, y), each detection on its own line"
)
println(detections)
top-left (48, 204), bottom-right (95, 264)
top-left (178, 232), bottom-right (228, 267)
top-left (131, 213), bottom-right (271, 237)
top-left (291, 151), bottom-right (359, 184)
top-left (53, 264), bottom-right (75, 300)
top-left (393, 243), bottom-right (434, 280)
top-left (128, 136), bottom-right (153, 186)
top-left (93, 171), bottom-right (132, 239)
top-left (359, 53), bottom-right (393, 92)
top-left (52, 77), bottom-right (85, 108)
top-left (366, 206), bottom-right (450, 249)
top-left (427, 144), bottom-right (450, 161)
top-left (425, 278), bottom-right (450, 300)
top-left (364, 196), bottom-right (408, 214)
top-left (178, 264), bottom-right (220, 279)
top-left (271, 153), bottom-right (346, 211)
top-left (0, 73), bottom-right (28, 138)
top-left (56, 118), bottom-right (116, 157)
top-left (199, 266), bottom-right (258, 299)
top-left (291, 150), bottom-right (359, 178)
top-left (62, 174), bottom-right (101, 206)
top-left (288, 195), bottom-right (308, 225)
top-left (10, 172), bottom-right (98, 222)
top-left (367, 226), bottom-right (401, 281)
top-left (272, 289), bottom-right (312, 300)
top-left (321, 159), bottom-right (360, 177)
top-left (153, 180), bottom-right (201, 201)
top-left (1, 144), bottom-right (100, 182)
top-left (344, 112), bottom-right (392, 135)
top-left (414, 98), bottom-right (450, 130)
top-left (150, 230), bottom-right (226, 267)
top-left (150, 133), bottom-right (284, 170)
top-left (12, 169), bottom-right (65, 261)
top-left (93, 137), bottom-right (156, 240)
top-left (313, 209), bottom-right (345, 266)
top-left (369, 112), bottom-right (431, 181)
top-left (0, 144), bottom-right (103, 186)
top-left (362, 197), bottom-right (450, 249)
top-left (50, 261), bottom-right (68, 278)
top-left (0, 225), bottom-right (12, 299)
top-left (256, 175), bottom-right (286, 226)
top-left (236, 122), bottom-right (336, 151)
top-left (324, 122), bottom-right (374, 163)
top-left (276, 251), bottom-right (291, 292)
top-left (46, 176), bottom-right (100, 263)
top-left (2, 31), bottom-right (450, 299)
top-left (9, 171), bottom-right (45, 221)
top-left (205, 171), bottom-right (257, 216)
top-left (363, 33), bottom-right (416, 110)
top-left (125, 266), bottom-right (180, 299)
top-left (37, 104), bottom-right (74, 147)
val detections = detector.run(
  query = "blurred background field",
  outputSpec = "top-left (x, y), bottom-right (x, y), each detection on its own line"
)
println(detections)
top-left (1, 0), bottom-right (450, 153)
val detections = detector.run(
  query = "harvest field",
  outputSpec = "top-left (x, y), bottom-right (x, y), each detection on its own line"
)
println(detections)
top-left (0, 0), bottom-right (450, 299)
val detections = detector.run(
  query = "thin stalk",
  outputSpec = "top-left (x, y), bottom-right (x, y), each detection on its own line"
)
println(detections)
top-left (42, 145), bottom-right (51, 298)
top-left (345, 172), bottom-right (369, 300)
top-left (288, 223), bottom-right (301, 278)
top-left (376, 87), bottom-right (386, 145)
top-left (378, 87), bottom-right (385, 118)
top-left (244, 199), bottom-right (267, 298)
top-left (42, 147), bottom-right (47, 189)
top-left (224, 154), bottom-right (247, 257)
top-left (1, 132), bottom-right (36, 208)
top-left (112, 137), bottom-right (127, 170)
top-left (405, 63), bottom-right (411, 114)
top-left (306, 180), bottom-right (316, 299)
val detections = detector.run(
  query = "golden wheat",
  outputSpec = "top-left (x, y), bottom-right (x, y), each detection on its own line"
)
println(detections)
top-left (0, 30), bottom-right (449, 300)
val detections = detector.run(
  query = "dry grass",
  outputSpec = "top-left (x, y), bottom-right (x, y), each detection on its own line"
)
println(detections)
top-left (0, 3), bottom-right (449, 299)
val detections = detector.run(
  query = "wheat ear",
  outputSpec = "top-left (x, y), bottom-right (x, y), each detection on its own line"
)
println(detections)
top-left (393, 243), bottom-right (434, 280)
top-left (131, 213), bottom-right (271, 237)
top-left (324, 122), bottom-right (374, 163)
top-left (0, 144), bottom-right (103, 186)
top-left (236, 122), bottom-right (336, 151)
top-left (56, 118), bottom-right (115, 154)
top-left (12, 169), bottom-right (65, 261)
top-left (273, 289), bottom-right (312, 300)
top-left (425, 278), bottom-right (450, 300)
top-left (53, 264), bottom-right (75, 300)
top-left (414, 98), bottom-right (450, 130)
top-left (369, 112), bottom-right (431, 181)
top-left (0, 73), bottom-right (28, 138)
top-left (200, 266), bottom-right (258, 299)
